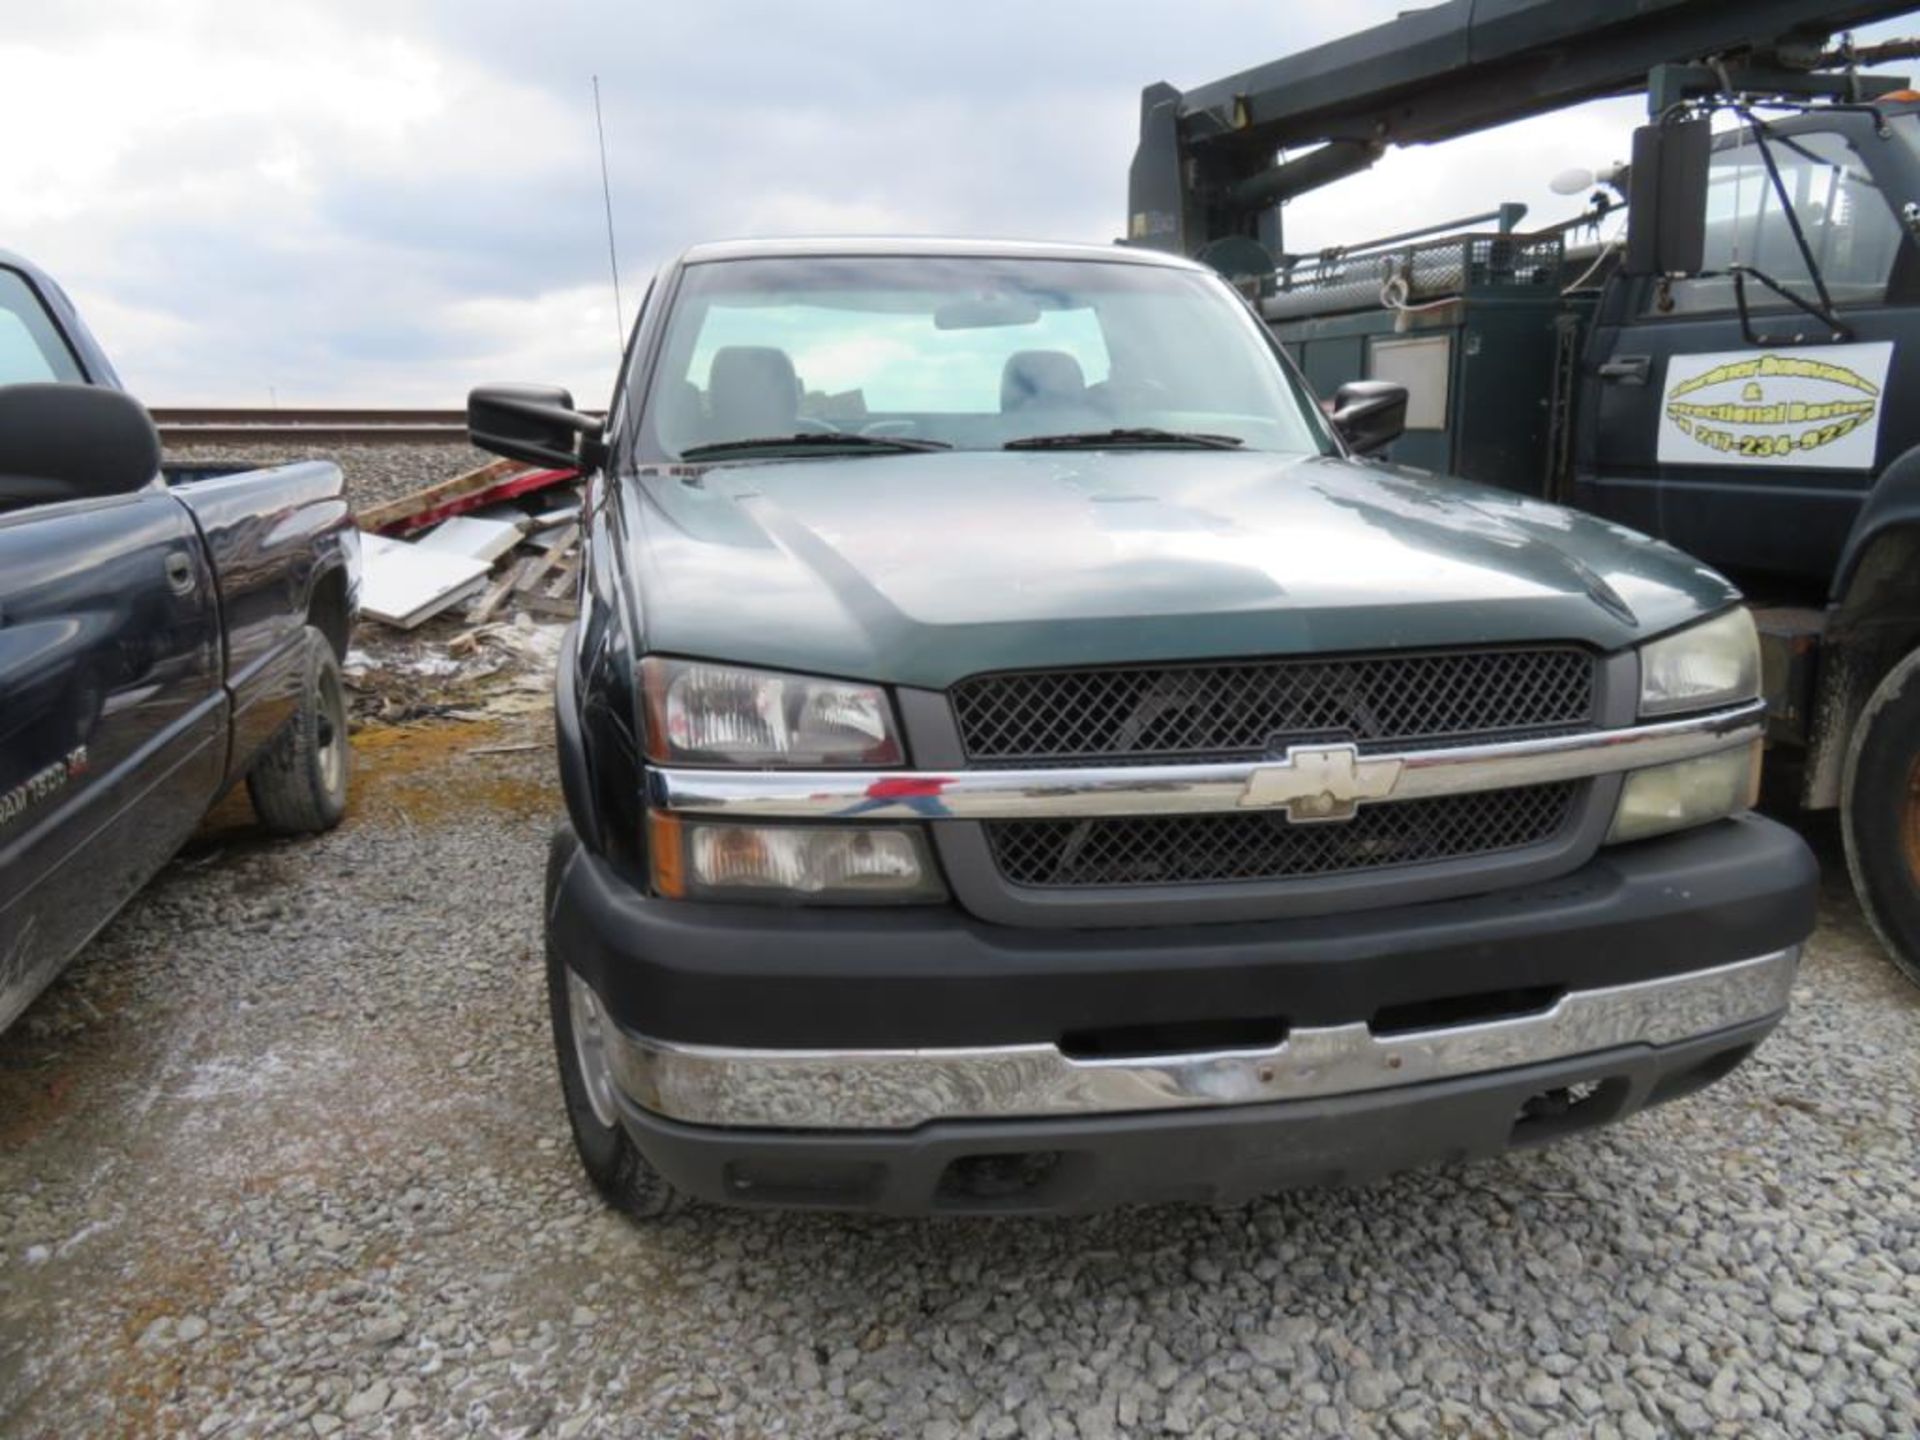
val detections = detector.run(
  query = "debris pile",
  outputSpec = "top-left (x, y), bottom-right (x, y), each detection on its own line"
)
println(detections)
top-left (342, 616), bottom-right (564, 726)
top-left (354, 459), bottom-right (583, 629)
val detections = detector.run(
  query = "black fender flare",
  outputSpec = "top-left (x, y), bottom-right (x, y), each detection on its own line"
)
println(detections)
top-left (302, 557), bottom-right (353, 659)
top-left (1833, 442), bottom-right (1920, 605)
top-left (554, 622), bottom-right (599, 848)
top-left (1801, 444), bottom-right (1920, 808)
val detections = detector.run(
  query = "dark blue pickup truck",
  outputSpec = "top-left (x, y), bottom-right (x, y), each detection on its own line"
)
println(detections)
top-left (0, 251), bottom-right (358, 1032)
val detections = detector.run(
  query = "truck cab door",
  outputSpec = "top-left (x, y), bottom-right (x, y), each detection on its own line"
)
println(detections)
top-left (0, 491), bottom-right (228, 1031)
top-left (1573, 115), bottom-right (1920, 594)
top-left (0, 276), bottom-right (225, 1029)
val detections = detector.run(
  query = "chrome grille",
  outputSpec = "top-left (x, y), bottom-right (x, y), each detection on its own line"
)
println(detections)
top-left (949, 648), bottom-right (1595, 765)
top-left (985, 783), bottom-right (1582, 889)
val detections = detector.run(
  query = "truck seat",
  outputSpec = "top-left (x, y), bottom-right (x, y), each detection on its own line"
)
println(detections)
top-left (654, 378), bottom-right (707, 454)
top-left (1001, 350), bottom-right (1088, 412)
top-left (708, 346), bottom-right (802, 439)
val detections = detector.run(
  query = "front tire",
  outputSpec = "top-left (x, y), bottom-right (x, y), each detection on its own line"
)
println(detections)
top-left (546, 937), bottom-right (683, 1220)
top-left (247, 625), bottom-right (349, 835)
top-left (1840, 645), bottom-right (1920, 988)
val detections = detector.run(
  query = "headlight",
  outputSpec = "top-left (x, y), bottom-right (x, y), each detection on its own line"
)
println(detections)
top-left (1606, 741), bottom-right (1761, 844)
top-left (1638, 609), bottom-right (1760, 717)
top-left (641, 657), bottom-right (902, 767)
top-left (647, 815), bottom-right (945, 903)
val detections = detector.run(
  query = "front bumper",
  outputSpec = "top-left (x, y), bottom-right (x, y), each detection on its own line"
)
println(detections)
top-left (548, 813), bottom-right (1816, 1211)
top-left (612, 1015), bottom-right (1782, 1213)
top-left (550, 812), bottom-right (1816, 1049)
top-left (599, 948), bottom-right (1795, 1130)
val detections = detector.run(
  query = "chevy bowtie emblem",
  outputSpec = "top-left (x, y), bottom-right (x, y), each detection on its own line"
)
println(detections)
top-left (1237, 743), bottom-right (1403, 822)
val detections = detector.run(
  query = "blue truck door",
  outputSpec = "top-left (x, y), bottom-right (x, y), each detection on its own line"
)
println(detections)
top-left (0, 490), bottom-right (225, 1027)
top-left (1574, 117), bottom-right (1920, 593)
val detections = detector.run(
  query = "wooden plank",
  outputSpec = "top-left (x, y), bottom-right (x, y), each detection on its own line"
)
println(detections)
top-left (466, 556), bottom-right (536, 625)
top-left (387, 467), bottom-right (579, 536)
top-left (508, 524), bottom-right (579, 596)
top-left (541, 556), bottom-right (580, 600)
top-left (507, 590), bottom-right (580, 619)
top-left (356, 457), bottom-right (524, 533)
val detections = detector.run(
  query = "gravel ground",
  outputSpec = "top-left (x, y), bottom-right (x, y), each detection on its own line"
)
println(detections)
top-left (163, 443), bottom-right (492, 516)
top-left (0, 712), bottom-right (1915, 1438)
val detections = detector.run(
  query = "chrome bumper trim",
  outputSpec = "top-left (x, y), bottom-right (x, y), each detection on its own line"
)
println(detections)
top-left (601, 947), bottom-right (1797, 1130)
top-left (647, 701), bottom-right (1765, 822)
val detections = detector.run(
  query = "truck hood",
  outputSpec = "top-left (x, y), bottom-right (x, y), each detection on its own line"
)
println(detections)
top-left (627, 451), bottom-right (1737, 690)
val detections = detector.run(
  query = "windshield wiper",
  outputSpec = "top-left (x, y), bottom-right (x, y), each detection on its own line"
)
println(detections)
top-left (1003, 427), bottom-right (1244, 451)
top-left (679, 433), bottom-right (952, 460)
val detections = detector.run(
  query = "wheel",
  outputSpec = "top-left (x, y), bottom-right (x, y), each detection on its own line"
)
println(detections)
top-left (546, 937), bottom-right (683, 1220)
top-left (246, 625), bottom-right (349, 835)
top-left (1840, 644), bottom-right (1920, 989)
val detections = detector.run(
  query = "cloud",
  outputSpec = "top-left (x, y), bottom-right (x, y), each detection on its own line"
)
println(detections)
top-left (4, 1), bottom-right (1914, 404)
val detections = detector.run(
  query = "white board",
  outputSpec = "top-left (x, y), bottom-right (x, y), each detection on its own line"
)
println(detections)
top-left (1657, 341), bottom-right (1893, 470)
top-left (359, 533), bottom-right (492, 629)
top-left (415, 515), bottom-right (526, 564)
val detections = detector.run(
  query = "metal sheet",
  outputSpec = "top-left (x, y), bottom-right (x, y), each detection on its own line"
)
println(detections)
top-left (358, 533), bottom-right (490, 629)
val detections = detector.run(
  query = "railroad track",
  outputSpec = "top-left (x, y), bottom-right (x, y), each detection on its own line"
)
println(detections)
top-left (153, 408), bottom-right (472, 446)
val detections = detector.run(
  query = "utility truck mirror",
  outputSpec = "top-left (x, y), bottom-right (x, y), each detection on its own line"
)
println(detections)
top-left (1623, 119), bottom-right (1709, 277)
top-left (1330, 380), bottom-right (1407, 456)
top-left (0, 382), bottom-right (161, 511)
top-left (469, 383), bottom-right (605, 471)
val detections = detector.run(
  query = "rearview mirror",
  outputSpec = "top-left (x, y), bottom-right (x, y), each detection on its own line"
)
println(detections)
top-left (468, 384), bottom-right (605, 471)
top-left (1623, 119), bottom-right (1709, 277)
top-left (0, 382), bottom-right (161, 512)
top-left (1330, 380), bottom-right (1407, 456)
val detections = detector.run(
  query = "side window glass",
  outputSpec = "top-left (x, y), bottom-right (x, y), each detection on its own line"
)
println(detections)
top-left (0, 269), bottom-right (86, 384)
top-left (1657, 129), bottom-right (1902, 315)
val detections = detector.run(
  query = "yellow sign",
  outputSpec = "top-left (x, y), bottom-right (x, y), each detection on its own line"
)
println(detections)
top-left (1657, 343), bottom-right (1893, 469)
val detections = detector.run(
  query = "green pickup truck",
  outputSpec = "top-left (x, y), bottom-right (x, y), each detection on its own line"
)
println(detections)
top-left (469, 238), bottom-right (1816, 1217)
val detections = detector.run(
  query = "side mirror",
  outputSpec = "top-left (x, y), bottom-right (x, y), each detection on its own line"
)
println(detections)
top-left (468, 384), bottom-right (605, 471)
top-left (0, 383), bottom-right (161, 511)
top-left (1330, 380), bottom-right (1407, 456)
top-left (1623, 119), bottom-right (1709, 277)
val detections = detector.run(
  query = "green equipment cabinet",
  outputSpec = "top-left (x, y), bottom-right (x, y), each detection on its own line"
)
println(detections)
top-left (1265, 230), bottom-right (1595, 501)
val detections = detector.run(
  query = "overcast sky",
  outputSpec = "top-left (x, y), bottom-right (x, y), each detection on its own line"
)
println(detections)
top-left (5, 2), bottom-right (1914, 405)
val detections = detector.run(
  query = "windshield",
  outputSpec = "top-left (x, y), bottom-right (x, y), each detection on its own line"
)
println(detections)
top-left (636, 255), bottom-right (1331, 461)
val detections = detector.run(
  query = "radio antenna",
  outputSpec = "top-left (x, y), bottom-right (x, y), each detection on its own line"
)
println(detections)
top-left (592, 75), bottom-right (625, 352)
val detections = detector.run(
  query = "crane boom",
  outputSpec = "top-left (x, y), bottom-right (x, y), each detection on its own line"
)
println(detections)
top-left (1131, 0), bottom-right (1920, 259)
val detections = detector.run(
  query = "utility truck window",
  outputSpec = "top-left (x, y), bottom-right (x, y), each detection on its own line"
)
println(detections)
top-left (642, 255), bottom-right (1330, 461)
top-left (1662, 128), bottom-right (1901, 315)
top-left (0, 269), bottom-right (85, 385)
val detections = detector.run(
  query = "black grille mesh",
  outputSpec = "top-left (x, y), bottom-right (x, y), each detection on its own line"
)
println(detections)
top-left (986, 783), bottom-right (1582, 889)
top-left (950, 649), bottom-right (1594, 765)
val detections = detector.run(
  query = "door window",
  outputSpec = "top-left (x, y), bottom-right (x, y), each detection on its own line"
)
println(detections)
top-left (1659, 128), bottom-right (1902, 314)
top-left (0, 269), bottom-right (85, 384)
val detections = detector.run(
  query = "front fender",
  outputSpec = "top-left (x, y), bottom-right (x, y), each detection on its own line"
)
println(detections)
top-left (1834, 443), bottom-right (1920, 604)
top-left (554, 623), bottom-right (599, 848)
top-left (1801, 445), bottom-right (1920, 808)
